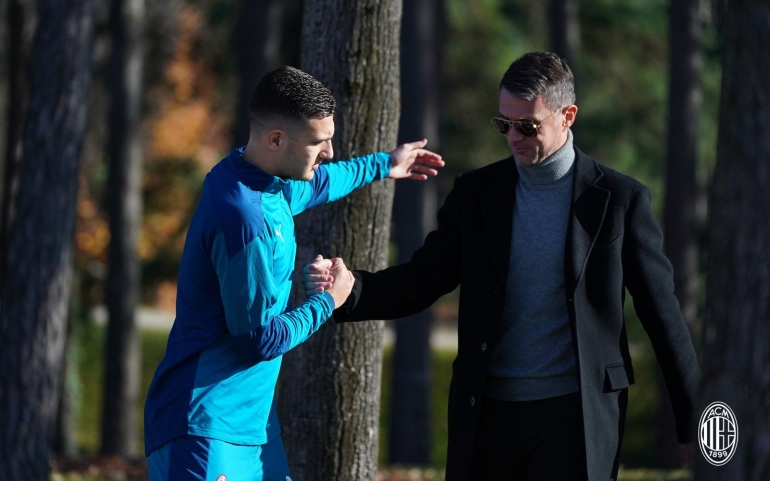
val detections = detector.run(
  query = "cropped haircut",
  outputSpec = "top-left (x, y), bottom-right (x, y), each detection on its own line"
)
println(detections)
top-left (499, 52), bottom-right (576, 111)
top-left (248, 66), bottom-right (336, 132)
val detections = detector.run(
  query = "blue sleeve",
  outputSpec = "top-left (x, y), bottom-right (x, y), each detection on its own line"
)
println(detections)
top-left (284, 152), bottom-right (392, 215)
top-left (210, 230), bottom-right (336, 363)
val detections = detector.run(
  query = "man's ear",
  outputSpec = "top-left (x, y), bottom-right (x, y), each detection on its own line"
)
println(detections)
top-left (266, 129), bottom-right (285, 151)
top-left (563, 105), bottom-right (578, 128)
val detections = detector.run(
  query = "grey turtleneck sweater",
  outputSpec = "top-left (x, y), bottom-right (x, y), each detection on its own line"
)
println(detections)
top-left (486, 130), bottom-right (580, 402)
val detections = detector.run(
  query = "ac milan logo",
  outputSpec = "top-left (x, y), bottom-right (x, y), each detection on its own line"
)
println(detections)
top-left (699, 401), bottom-right (738, 466)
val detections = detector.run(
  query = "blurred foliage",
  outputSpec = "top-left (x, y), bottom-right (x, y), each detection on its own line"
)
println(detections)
top-left (65, 0), bottom-right (721, 308)
top-left (40, 0), bottom-right (722, 470)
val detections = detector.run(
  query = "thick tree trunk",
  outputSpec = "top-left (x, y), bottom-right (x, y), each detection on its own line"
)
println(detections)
top-left (695, 0), bottom-right (770, 479)
top-left (388, 0), bottom-right (442, 466)
top-left (278, 1), bottom-right (401, 479)
top-left (100, 0), bottom-right (145, 457)
top-left (0, 0), bottom-right (35, 287)
top-left (0, 0), bottom-right (95, 478)
top-left (548, 0), bottom-right (581, 72)
top-left (659, 0), bottom-right (703, 468)
top-left (232, 0), bottom-right (283, 147)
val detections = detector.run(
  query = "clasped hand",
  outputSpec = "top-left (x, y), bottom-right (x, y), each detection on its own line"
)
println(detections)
top-left (302, 255), bottom-right (353, 309)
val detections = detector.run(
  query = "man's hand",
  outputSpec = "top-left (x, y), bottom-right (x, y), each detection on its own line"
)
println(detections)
top-left (387, 139), bottom-right (444, 180)
top-left (324, 257), bottom-right (355, 308)
top-left (303, 255), bottom-right (333, 295)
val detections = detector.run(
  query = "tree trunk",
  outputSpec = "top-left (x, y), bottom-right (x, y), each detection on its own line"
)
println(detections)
top-left (232, 0), bottom-right (284, 147)
top-left (277, 1), bottom-right (401, 479)
top-left (100, 0), bottom-right (145, 457)
top-left (52, 272), bottom-right (80, 458)
top-left (695, 0), bottom-right (770, 479)
top-left (388, 0), bottom-right (442, 466)
top-left (0, 0), bottom-right (36, 287)
top-left (548, 0), bottom-right (581, 73)
top-left (659, 0), bottom-right (703, 468)
top-left (0, 0), bottom-right (95, 478)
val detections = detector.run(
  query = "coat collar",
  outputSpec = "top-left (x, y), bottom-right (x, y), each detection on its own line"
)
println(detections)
top-left (480, 147), bottom-right (610, 293)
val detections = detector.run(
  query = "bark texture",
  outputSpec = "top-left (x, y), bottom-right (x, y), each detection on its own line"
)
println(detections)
top-left (278, 1), bottom-right (401, 479)
top-left (695, 0), bottom-right (770, 478)
top-left (388, 0), bottom-right (442, 466)
top-left (548, 0), bottom-right (581, 71)
top-left (100, 0), bottom-right (145, 456)
top-left (0, 0), bottom-right (36, 287)
top-left (0, 0), bottom-right (95, 477)
top-left (659, 0), bottom-right (704, 468)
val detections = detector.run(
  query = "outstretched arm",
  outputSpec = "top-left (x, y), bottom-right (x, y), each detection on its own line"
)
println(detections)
top-left (285, 139), bottom-right (444, 215)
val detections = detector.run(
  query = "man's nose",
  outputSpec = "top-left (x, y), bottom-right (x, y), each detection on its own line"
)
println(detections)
top-left (506, 125), bottom-right (523, 142)
top-left (323, 141), bottom-right (334, 160)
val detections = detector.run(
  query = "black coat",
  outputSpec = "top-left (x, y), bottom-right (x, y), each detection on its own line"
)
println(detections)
top-left (334, 147), bottom-right (700, 480)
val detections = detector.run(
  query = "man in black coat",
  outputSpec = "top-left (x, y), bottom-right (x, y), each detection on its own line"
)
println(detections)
top-left (304, 52), bottom-right (700, 480)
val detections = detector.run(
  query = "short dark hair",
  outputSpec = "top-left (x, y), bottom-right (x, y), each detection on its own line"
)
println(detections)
top-left (248, 66), bottom-right (336, 132)
top-left (499, 52), bottom-right (575, 110)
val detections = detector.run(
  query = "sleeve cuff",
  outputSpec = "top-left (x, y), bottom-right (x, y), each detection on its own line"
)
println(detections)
top-left (375, 151), bottom-right (393, 179)
top-left (319, 290), bottom-right (336, 318)
top-left (332, 271), bottom-right (363, 323)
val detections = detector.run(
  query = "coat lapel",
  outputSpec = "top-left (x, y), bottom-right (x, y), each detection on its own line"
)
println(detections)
top-left (565, 149), bottom-right (611, 294)
top-left (481, 158), bottom-right (518, 284)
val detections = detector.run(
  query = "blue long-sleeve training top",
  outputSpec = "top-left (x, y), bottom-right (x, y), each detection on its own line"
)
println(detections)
top-left (143, 147), bottom-right (392, 455)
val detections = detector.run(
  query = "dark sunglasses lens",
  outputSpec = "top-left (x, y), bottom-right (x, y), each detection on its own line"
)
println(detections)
top-left (514, 121), bottom-right (537, 138)
top-left (491, 118), bottom-right (510, 135)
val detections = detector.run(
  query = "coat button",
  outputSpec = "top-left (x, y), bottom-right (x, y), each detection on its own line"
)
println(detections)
top-left (481, 342), bottom-right (487, 352)
top-left (568, 298), bottom-right (573, 303)
top-left (494, 287), bottom-right (502, 296)
top-left (470, 396), bottom-right (476, 407)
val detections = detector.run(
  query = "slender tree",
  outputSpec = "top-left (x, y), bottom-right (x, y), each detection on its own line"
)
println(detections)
top-left (658, 0), bottom-right (704, 468)
top-left (548, 0), bottom-right (581, 74)
top-left (0, 0), bottom-right (35, 286)
top-left (277, 0), bottom-right (401, 479)
top-left (0, 0), bottom-right (95, 477)
top-left (389, 0), bottom-right (442, 466)
top-left (100, 0), bottom-right (145, 456)
top-left (694, 0), bottom-right (770, 478)
top-left (232, 0), bottom-right (284, 147)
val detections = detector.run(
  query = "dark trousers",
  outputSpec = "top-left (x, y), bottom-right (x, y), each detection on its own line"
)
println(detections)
top-left (471, 391), bottom-right (588, 480)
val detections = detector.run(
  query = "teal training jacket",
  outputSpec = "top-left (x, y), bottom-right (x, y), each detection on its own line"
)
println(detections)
top-left (143, 147), bottom-right (392, 455)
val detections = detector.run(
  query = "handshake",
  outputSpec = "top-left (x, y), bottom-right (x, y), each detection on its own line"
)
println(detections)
top-left (302, 255), bottom-right (355, 309)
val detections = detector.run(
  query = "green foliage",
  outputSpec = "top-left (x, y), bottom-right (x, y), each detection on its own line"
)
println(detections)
top-left (74, 324), bottom-right (169, 455)
top-left (442, 0), bottom-right (721, 219)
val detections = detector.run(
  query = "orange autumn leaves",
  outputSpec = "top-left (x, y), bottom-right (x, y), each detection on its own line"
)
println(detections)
top-left (75, 4), bottom-right (230, 306)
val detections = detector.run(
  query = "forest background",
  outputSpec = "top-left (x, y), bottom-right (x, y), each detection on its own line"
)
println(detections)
top-left (1, 0), bottom-right (761, 479)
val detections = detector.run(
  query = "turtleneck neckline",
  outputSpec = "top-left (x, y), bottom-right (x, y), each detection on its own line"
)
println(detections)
top-left (515, 129), bottom-right (575, 185)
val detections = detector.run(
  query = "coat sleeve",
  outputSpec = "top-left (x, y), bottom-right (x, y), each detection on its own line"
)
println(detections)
top-left (622, 185), bottom-right (701, 443)
top-left (334, 174), bottom-right (464, 322)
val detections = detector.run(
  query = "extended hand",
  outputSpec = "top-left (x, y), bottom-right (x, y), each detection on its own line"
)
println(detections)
top-left (303, 255), bottom-right (333, 295)
top-left (325, 257), bottom-right (355, 308)
top-left (387, 139), bottom-right (444, 180)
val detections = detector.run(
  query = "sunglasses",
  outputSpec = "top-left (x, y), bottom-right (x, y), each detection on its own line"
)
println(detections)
top-left (490, 106), bottom-right (567, 138)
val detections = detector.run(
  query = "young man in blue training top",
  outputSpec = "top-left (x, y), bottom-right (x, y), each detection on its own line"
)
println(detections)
top-left (143, 66), bottom-right (444, 481)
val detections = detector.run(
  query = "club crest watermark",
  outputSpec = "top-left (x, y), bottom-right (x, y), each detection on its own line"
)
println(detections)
top-left (699, 401), bottom-right (738, 466)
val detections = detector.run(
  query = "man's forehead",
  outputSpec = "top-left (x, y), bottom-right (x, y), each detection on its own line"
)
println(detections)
top-left (498, 92), bottom-right (548, 118)
top-left (307, 115), bottom-right (335, 136)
